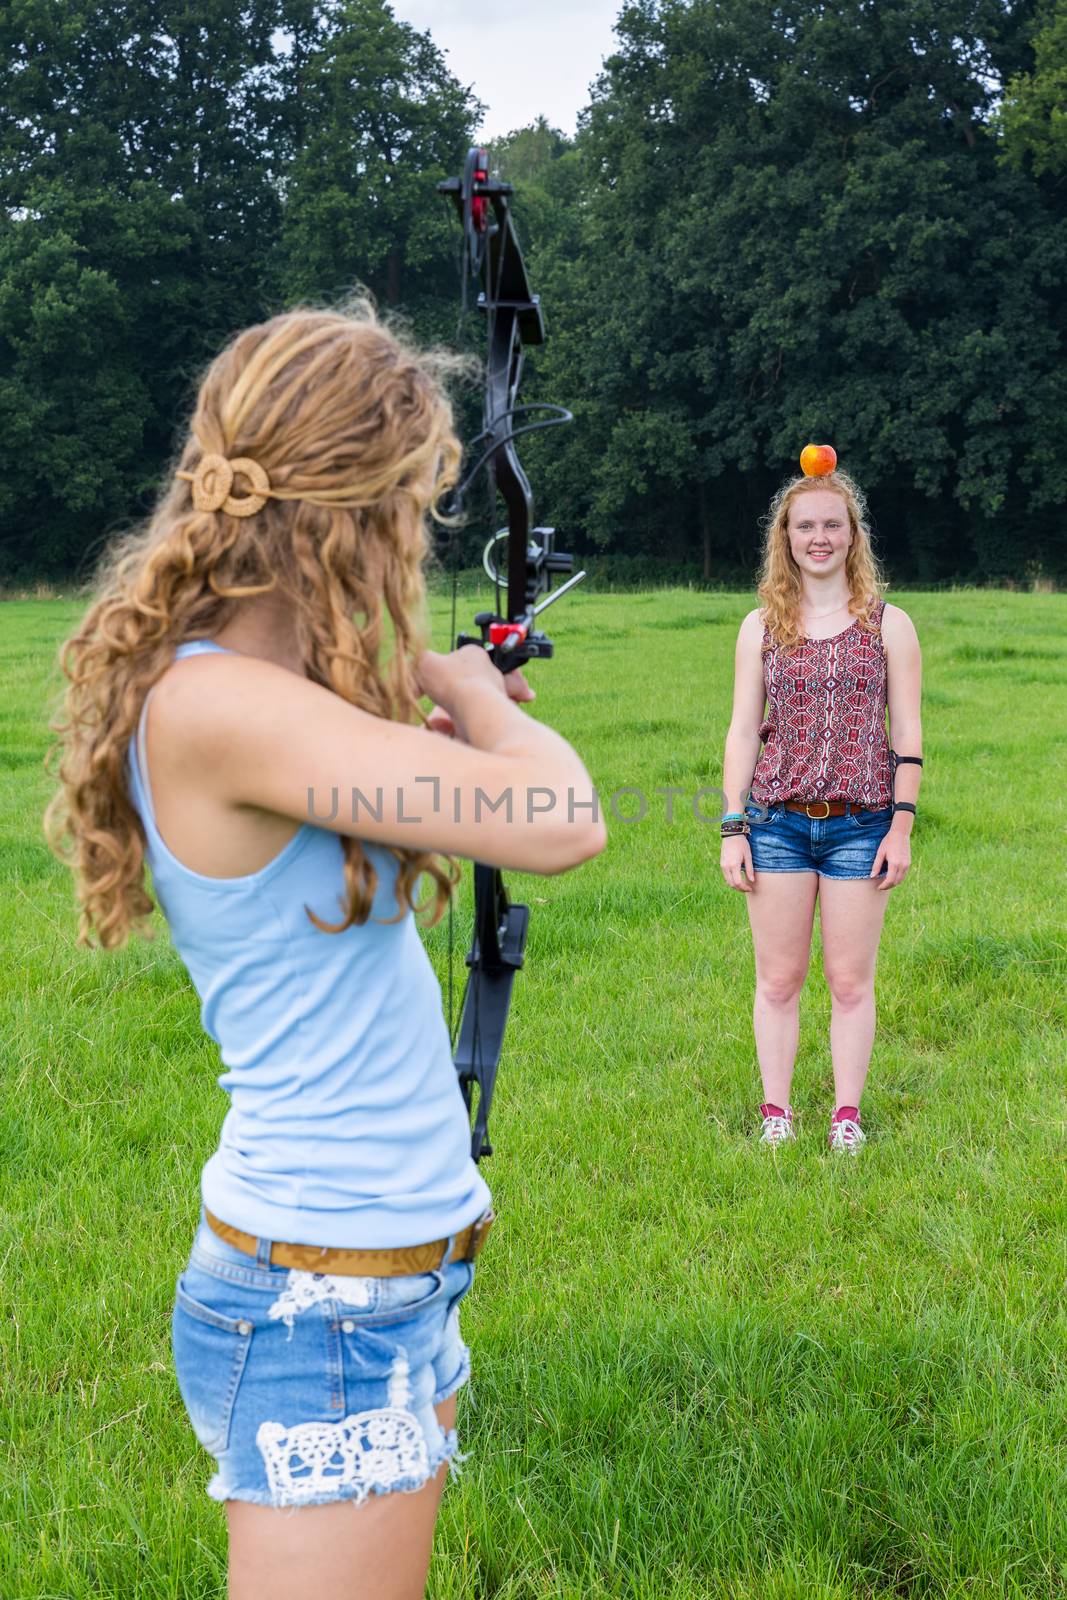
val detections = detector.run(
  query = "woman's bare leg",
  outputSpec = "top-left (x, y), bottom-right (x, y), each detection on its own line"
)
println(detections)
top-left (744, 870), bottom-right (819, 1106)
top-left (817, 876), bottom-right (891, 1108)
top-left (226, 1393), bottom-right (460, 1600)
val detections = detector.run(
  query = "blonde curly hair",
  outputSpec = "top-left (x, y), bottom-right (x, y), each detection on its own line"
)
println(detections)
top-left (756, 469), bottom-right (890, 654)
top-left (43, 296), bottom-right (468, 951)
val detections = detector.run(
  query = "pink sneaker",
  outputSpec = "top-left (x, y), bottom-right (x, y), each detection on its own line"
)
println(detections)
top-left (758, 1103), bottom-right (795, 1145)
top-left (829, 1106), bottom-right (866, 1152)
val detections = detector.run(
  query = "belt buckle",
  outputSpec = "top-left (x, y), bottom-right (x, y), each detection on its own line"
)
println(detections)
top-left (805, 800), bottom-right (831, 819)
top-left (461, 1207), bottom-right (495, 1264)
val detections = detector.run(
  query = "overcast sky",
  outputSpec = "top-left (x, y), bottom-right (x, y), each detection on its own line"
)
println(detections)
top-left (388, 0), bottom-right (623, 140)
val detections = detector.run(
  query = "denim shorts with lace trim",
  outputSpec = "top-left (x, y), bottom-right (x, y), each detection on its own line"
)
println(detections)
top-left (744, 800), bottom-right (894, 880)
top-left (171, 1207), bottom-right (477, 1509)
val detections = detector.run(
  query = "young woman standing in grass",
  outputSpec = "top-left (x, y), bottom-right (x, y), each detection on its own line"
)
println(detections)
top-left (44, 302), bottom-right (604, 1599)
top-left (718, 454), bottom-right (923, 1151)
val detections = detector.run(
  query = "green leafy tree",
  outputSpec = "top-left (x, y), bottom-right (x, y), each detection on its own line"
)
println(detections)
top-left (0, 219), bottom-right (151, 572)
top-left (274, 0), bottom-right (480, 327)
top-left (533, 0), bottom-right (1066, 582)
top-left (482, 124), bottom-right (599, 571)
top-left (0, 0), bottom-right (479, 577)
top-left (996, 0), bottom-right (1067, 176)
top-left (0, 2), bottom-right (288, 576)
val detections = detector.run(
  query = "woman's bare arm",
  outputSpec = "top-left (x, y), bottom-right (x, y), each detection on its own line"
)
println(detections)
top-left (882, 604), bottom-right (922, 830)
top-left (722, 609), bottom-right (767, 813)
top-left (155, 649), bottom-right (606, 875)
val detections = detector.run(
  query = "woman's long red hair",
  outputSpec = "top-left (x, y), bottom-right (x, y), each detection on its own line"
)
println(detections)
top-left (756, 470), bottom-right (890, 653)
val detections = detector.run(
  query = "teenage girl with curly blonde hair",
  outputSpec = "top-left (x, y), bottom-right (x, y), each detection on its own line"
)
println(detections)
top-left (44, 299), bottom-right (604, 1599)
top-left (719, 459), bottom-right (923, 1152)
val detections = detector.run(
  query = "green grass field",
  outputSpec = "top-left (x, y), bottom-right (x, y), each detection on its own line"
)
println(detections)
top-left (1, 587), bottom-right (1064, 1598)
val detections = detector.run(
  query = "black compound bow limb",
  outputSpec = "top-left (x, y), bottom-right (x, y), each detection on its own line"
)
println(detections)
top-left (438, 146), bottom-right (585, 1162)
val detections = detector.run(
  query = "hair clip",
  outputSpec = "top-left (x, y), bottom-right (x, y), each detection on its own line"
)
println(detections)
top-left (176, 453), bottom-right (272, 517)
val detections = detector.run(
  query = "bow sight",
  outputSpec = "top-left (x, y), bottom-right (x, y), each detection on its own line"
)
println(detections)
top-left (461, 527), bottom-right (587, 670)
top-left (439, 148), bottom-right (586, 1160)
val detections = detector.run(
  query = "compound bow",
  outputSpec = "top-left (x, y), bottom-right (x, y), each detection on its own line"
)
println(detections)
top-left (438, 147), bottom-right (584, 1162)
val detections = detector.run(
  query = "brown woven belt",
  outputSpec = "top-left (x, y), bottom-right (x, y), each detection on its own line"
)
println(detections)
top-left (204, 1206), bottom-right (495, 1274)
top-left (782, 799), bottom-right (879, 819)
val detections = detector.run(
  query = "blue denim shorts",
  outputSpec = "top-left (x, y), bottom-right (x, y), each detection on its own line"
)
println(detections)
top-left (743, 800), bottom-right (894, 880)
top-left (171, 1207), bottom-right (478, 1509)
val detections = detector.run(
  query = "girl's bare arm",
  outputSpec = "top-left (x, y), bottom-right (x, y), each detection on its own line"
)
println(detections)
top-left (155, 650), bottom-right (606, 875)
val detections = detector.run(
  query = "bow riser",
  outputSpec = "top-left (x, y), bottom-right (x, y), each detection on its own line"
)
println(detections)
top-left (452, 865), bottom-right (529, 1162)
top-left (439, 147), bottom-right (584, 1161)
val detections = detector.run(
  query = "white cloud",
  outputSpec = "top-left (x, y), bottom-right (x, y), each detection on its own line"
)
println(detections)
top-left (389, 0), bottom-right (621, 139)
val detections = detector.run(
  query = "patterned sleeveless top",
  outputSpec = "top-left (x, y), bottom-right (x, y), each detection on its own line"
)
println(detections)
top-left (750, 597), bottom-right (893, 808)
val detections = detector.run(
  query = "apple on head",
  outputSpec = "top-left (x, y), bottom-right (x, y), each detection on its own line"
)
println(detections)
top-left (799, 443), bottom-right (837, 477)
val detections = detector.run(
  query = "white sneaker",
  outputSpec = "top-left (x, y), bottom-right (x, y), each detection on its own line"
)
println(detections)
top-left (758, 1105), bottom-right (795, 1145)
top-left (828, 1116), bottom-right (866, 1153)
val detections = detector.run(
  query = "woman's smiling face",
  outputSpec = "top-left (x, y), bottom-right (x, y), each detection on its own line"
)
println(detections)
top-left (787, 490), bottom-right (853, 575)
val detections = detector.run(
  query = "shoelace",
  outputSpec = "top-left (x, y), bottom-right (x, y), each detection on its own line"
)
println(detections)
top-left (829, 1117), bottom-right (864, 1150)
top-left (760, 1113), bottom-right (794, 1142)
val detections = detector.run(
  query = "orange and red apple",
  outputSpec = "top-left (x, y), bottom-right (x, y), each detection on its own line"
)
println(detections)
top-left (799, 443), bottom-right (837, 477)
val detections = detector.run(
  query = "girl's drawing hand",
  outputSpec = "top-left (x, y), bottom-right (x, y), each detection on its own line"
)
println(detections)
top-left (416, 648), bottom-right (535, 712)
top-left (424, 704), bottom-right (459, 737)
top-left (420, 659), bottom-right (533, 739)
top-left (502, 667), bottom-right (535, 704)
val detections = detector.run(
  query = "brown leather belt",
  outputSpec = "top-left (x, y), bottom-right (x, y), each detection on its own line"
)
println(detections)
top-left (782, 799), bottom-right (878, 819)
top-left (204, 1206), bottom-right (495, 1275)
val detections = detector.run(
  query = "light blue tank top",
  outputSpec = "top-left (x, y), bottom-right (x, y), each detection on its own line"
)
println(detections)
top-left (125, 639), bottom-right (492, 1248)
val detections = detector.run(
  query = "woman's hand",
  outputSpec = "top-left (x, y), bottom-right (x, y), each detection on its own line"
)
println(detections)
top-left (416, 644), bottom-right (504, 708)
top-left (720, 833), bottom-right (755, 892)
top-left (871, 824), bottom-right (911, 890)
top-left (418, 647), bottom-right (534, 739)
top-left (424, 704), bottom-right (459, 737)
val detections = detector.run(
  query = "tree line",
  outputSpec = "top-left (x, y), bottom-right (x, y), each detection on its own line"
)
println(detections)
top-left (1, 0), bottom-right (1063, 586)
